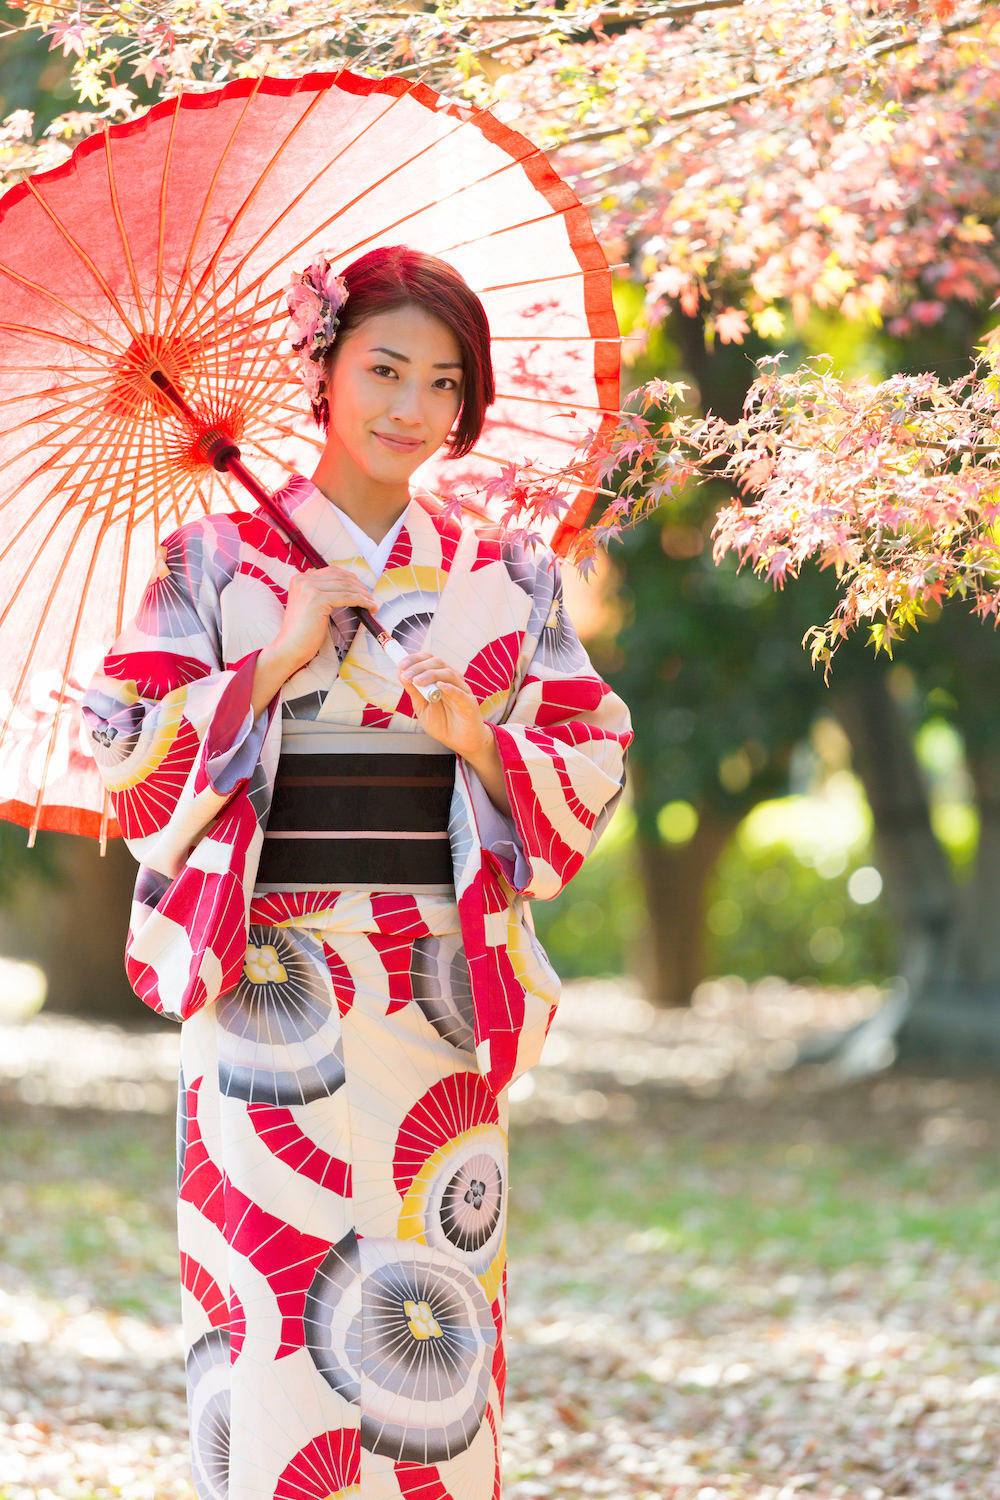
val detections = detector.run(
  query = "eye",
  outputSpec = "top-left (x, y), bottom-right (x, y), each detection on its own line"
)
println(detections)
top-left (434, 376), bottom-right (461, 393)
top-left (371, 363), bottom-right (396, 378)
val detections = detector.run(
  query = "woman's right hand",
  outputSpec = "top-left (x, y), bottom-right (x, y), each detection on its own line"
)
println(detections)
top-left (251, 565), bottom-right (377, 715)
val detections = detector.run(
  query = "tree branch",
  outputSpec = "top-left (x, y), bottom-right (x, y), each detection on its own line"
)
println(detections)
top-left (549, 7), bottom-right (992, 150)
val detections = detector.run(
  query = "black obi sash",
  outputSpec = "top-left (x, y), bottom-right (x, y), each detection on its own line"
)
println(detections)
top-left (256, 750), bottom-right (456, 887)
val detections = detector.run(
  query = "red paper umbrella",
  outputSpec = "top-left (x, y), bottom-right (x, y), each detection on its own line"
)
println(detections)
top-left (0, 71), bottom-right (621, 841)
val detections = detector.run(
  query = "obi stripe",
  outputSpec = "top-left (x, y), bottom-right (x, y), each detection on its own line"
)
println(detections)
top-left (257, 751), bottom-right (456, 887)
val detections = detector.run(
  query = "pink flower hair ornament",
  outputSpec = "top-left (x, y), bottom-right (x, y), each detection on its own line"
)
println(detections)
top-left (285, 254), bottom-right (349, 417)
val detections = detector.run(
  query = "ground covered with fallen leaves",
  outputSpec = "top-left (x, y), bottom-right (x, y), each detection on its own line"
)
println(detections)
top-left (2, 977), bottom-right (1000, 1499)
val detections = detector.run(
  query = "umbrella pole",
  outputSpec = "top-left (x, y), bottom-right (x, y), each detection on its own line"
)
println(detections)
top-left (148, 371), bottom-right (438, 699)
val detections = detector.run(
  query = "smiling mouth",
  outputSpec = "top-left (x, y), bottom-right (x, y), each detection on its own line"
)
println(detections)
top-left (374, 432), bottom-right (423, 451)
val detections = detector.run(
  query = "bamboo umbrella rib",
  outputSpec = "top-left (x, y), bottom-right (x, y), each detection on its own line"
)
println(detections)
top-left (195, 81), bottom-right (501, 318)
top-left (164, 75), bottom-right (350, 331)
top-left (0, 397), bottom-right (140, 534)
top-left (122, 414), bottom-right (202, 533)
top-left (30, 479), bottom-right (131, 837)
top-left (17, 178), bottom-right (147, 348)
top-left (302, 198), bottom-right (592, 305)
top-left (160, 77), bottom-right (271, 341)
top-left (153, 94), bottom-right (182, 338)
top-left (0, 274), bottom-right (136, 363)
top-left (169, 88), bottom-right (501, 333)
top-left (489, 334), bottom-right (619, 342)
top-left (0, 472), bottom-right (116, 749)
top-left (251, 434), bottom-right (321, 480)
top-left (0, 325), bottom-right (131, 365)
top-left (98, 786), bottom-right (113, 851)
top-left (177, 70), bottom-right (417, 318)
top-left (435, 202), bottom-right (589, 259)
top-left (238, 394), bottom-right (313, 429)
top-left (493, 391), bottom-right (624, 415)
top-left (208, 274), bottom-right (282, 417)
top-left (0, 377), bottom-right (163, 494)
top-left (479, 268), bottom-right (613, 293)
top-left (0, 368), bottom-right (149, 431)
top-left (0, 373), bottom-right (123, 417)
top-left (113, 423), bottom-right (146, 644)
top-left (245, 148), bottom-right (555, 307)
top-left (309, 108), bottom-right (551, 275)
top-left (102, 126), bottom-right (152, 343)
top-left (10, 421), bottom-right (181, 557)
top-left (253, 414), bottom-right (323, 448)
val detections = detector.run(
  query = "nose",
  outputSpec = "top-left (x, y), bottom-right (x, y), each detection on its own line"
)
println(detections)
top-left (388, 378), bottom-right (424, 427)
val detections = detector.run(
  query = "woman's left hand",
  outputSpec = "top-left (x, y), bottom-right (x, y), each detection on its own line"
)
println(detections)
top-left (400, 652), bottom-right (513, 818)
top-left (398, 652), bottom-right (490, 760)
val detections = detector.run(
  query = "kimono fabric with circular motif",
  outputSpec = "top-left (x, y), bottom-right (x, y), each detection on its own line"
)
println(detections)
top-left (82, 473), bottom-right (633, 1500)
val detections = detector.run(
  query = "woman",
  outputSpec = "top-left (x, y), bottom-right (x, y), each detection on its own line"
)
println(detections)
top-left (83, 246), bottom-right (631, 1500)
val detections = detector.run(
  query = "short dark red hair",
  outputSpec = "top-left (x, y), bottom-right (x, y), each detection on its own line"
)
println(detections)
top-left (317, 245), bottom-right (494, 458)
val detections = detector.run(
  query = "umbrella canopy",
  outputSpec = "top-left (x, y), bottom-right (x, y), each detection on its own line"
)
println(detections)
top-left (0, 69), bottom-right (620, 841)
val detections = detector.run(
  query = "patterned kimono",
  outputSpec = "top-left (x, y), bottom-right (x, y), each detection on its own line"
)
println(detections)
top-left (82, 475), bottom-right (631, 1500)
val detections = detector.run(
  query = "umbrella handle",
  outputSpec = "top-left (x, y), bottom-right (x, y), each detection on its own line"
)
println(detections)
top-left (148, 371), bottom-right (442, 703)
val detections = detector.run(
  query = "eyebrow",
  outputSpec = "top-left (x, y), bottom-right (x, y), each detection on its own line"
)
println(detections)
top-left (370, 345), bottom-right (463, 370)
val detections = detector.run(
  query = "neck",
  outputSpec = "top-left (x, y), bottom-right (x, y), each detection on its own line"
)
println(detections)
top-left (310, 449), bottom-right (410, 543)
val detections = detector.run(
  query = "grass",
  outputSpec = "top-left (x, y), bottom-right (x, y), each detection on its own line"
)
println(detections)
top-left (5, 1104), bottom-right (1000, 1324)
top-left (0, 1110), bottom-right (178, 1317)
top-left (509, 1121), bottom-right (1000, 1272)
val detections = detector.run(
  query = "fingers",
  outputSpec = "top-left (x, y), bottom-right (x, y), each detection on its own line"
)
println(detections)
top-left (288, 567), bottom-right (377, 613)
top-left (399, 655), bottom-right (465, 694)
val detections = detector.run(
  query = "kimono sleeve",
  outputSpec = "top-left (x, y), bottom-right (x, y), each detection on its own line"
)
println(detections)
top-left (485, 549), bottom-right (632, 901)
top-left (80, 519), bottom-right (271, 878)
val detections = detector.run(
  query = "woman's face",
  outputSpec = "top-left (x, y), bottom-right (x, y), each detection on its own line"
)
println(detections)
top-left (321, 303), bottom-right (464, 488)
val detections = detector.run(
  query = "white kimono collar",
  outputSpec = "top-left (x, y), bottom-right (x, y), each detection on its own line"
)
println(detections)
top-left (275, 473), bottom-right (412, 575)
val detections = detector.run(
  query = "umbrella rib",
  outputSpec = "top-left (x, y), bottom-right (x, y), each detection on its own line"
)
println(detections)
top-left (169, 85), bottom-right (498, 332)
top-left (16, 174), bottom-right (143, 344)
top-left (102, 126), bottom-right (150, 341)
top-left (163, 70), bottom-right (384, 332)
top-left (259, 178), bottom-right (581, 304)
top-left (0, 408), bottom-right (136, 530)
top-left (0, 370), bottom-right (134, 427)
top-left (98, 787), bottom-right (113, 851)
top-left (0, 324), bottom-right (134, 361)
top-left (493, 391), bottom-right (624, 415)
top-left (28, 493), bottom-right (124, 840)
top-left (165, 75), bottom-right (426, 327)
top-left (154, 95), bottom-right (183, 336)
top-left (0, 373), bottom-right (159, 498)
top-left (161, 75), bottom-right (272, 336)
top-left (489, 334), bottom-right (620, 343)
top-left (219, 119), bottom-right (581, 306)
top-left (0, 278), bottom-right (136, 364)
top-left (435, 204), bottom-right (592, 260)
top-left (0, 487), bottom-right (109, 774)
top-left (209, 273), bottom-right (279, 425)
top-left (252, 432), bottom-right (322, 476)
top-left (479, 268), bottom-right (613, 293)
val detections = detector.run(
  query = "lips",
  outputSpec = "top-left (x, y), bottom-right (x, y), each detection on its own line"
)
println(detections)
top-left (374, 432), bottom-right (423, 452)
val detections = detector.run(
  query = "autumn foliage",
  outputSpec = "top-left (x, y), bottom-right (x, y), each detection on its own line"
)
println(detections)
top-left (4, 0), bottom-right (1000, 659)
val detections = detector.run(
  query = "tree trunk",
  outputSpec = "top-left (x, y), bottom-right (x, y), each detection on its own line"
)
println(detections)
top-left (635, 809), bottom-right (735, 1006)
top-left (833, 668), bottom-right (958, 997)
top-left (896, 741), bottom-right (1000, 1065)
top-left (0, 834), bottom-right (157, 1024)
top-left (834, 668), bottom-right (1000, 1066)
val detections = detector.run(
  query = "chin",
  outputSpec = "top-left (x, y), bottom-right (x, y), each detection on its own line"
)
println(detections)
top-left (364, 445), bottom-right (426, 482)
